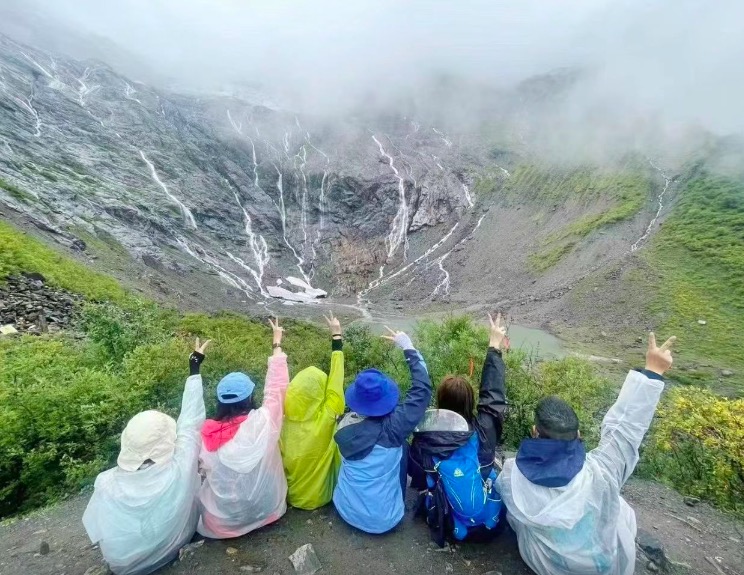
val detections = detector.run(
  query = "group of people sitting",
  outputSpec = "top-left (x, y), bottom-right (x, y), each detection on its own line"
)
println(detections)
top-left (82, 312), bottom-right (676, 575)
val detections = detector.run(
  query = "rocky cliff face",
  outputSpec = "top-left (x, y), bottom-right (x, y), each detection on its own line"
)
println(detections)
top-left (0, 33), bottom-right (489, 308)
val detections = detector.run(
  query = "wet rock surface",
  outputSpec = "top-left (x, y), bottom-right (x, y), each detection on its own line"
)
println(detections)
top-left (0, 274), bottom-right (81, 334)
top-left (0, 32), bottom-right (479, 308)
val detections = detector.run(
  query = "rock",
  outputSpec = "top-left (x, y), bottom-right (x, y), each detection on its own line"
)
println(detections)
top-left (226, 547), bottom-right (239, 556)
top-left (39, 541), bottom-right (50, 555)
top-left (445, 562), bottom-right (454, 573)
top-left (601, 331), bottom-right (608, 337)
top-left (721, 369), bottom-right (734, 377)
top-left (179, 539), bottom-right (204, 561)
top-left (636, 529), bottom-right (668, 569)
top-left (241, 566), bottom-right (262, 572)
top-left (683, 496), bottom-right (700, 507)
top-left (697, 319), bottom-right (707, 325)
top-left (0, 324), bottom-right (18, 335)
top-left (288, 543), bottom-right (322, 575)
top-left (83, 566), bottom-right (109, 575)
top-left (482, 572), bottom-right (503, 575)
top-left (647, 560), bottom-right (659, 572)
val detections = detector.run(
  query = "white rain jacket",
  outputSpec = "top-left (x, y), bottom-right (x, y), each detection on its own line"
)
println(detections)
top-left (83, 375), bottom-right (205, 575)
top-left (497, 370), bottom-right (665, 575)
top-left (197, 353), bottom-right (290, 539)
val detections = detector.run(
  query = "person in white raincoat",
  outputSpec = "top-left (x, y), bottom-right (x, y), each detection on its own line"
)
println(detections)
top-left (496, 332), bottom-right (676, 575)
top-left (197, 318), bottom-right (290, 539)
top-left (83, 338), bottom-right (211, 575)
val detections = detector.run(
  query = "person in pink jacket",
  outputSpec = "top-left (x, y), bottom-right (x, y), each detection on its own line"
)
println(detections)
top-left (197, 318), bottom-right (290, 539)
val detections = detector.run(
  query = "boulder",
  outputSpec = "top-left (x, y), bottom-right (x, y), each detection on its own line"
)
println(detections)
top-left (636, 529), bottom-right (668, 570)
top-left (289, 544), bottom-right (322, 575)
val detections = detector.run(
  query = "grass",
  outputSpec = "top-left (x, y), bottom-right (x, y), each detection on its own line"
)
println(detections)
top-left (0, 220), bottom-right (128, 303)
top-left (476, 163), bottom-right (652, 271)
top-left (0, 177), bottom-right (34, 204)
top-left (644, 174), bottom-right (744, 392)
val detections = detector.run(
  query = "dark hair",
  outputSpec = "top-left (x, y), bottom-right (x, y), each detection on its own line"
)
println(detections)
top-left (436, 375), bottom-right (475, 421)
top-left (534, 396), bottom-right (579, 440)
top-left (215, 397), bottom-right (254, 422)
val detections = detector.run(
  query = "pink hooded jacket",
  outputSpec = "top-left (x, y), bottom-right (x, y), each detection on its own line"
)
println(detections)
top-left (197, 353), bottom-right (289, 539)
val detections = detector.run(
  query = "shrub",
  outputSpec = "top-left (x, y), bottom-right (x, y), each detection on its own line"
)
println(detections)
top-left (641, 387), bottom-right (744, 513)
top-left (0, 308), bottom-right (330, 517)
top-left (345, 316), bottom-right (614, 450)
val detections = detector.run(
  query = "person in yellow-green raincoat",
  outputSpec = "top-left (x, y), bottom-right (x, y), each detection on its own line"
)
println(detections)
top-left (280, 313), bottom-right (345, 510)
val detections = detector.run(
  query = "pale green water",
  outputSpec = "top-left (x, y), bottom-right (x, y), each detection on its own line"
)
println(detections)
top-left (352, 313), bottom-right (564, 360)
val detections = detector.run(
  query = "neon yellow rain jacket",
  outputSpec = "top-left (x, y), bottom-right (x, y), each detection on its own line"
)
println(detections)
top-left (280, 349), bottom-right (344, 510)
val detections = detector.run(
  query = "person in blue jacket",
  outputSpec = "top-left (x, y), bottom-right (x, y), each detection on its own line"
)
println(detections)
top-left (333, 328), bottom-right (432, 534)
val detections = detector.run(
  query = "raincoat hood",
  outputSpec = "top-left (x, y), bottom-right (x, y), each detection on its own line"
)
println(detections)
top-left (201, 416), bottom-right (248, 452)
top-left (516, 438), bottom-right (586, 488)
top-left (284, 366), bottom-right (328, 422)
top-left (412, 429), bottom-right (474, 460)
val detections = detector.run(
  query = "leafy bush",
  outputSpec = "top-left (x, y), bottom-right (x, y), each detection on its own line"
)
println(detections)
top-left (641, 387), bottom-right (744, 513)
top-left (345, 317), bottom-right (614, 449)
top-left (0, 305), bottom-right (332, 517)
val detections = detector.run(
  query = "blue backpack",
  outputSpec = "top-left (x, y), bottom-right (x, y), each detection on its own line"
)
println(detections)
top-left (428, 433), bottom-right (502, 541)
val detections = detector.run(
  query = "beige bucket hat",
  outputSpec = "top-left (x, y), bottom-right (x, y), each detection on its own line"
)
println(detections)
top-left (117, 410), bottom-right (177, 472)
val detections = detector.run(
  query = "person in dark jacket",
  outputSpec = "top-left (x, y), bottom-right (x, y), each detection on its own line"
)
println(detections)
top-left (409, 313), bottom-right (508, 542)
top-left (333, 329), bottom-right (432, 534)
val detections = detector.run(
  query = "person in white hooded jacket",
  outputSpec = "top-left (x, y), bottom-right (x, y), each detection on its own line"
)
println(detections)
top-left (197, 317), bottom-right (290, 539)
top-left (83, 337), bottom-right (210, 575)
top-left (496, 332), bottom-right (676, 575)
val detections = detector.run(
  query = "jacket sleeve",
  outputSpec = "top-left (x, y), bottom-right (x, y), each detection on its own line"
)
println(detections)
top-left (174, 374), bottom-right (206, 468)
top-left (475, 347), bottom-right (508, 452)
top-left (325, 348), bottom-right (345, 416)
top-left (261, 353), bottom-right (290, 436)
top-left (588, 369), bottom-right (665, 487)
top-left (386, 349), bottom-right (432, 445)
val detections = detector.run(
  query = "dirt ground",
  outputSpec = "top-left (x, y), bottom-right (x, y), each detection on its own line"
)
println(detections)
top-left (2, 480), bottom-right (742, 575)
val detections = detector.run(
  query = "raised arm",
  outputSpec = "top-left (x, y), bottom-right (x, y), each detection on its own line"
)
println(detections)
top-left (261, 318), bottom-right (290, 434)
top-left (589, 332), bottom-right (676, 487)
top-left (479, 313), bottom-right (508, 416)
top-left (385, 330), bottom-right (432, 444)
top-left (476, 314), bottom-right (508, 448)
top-left (174, 338), bottom-right (209, 465)
top-left (325, 313), bottom-right (345, 416)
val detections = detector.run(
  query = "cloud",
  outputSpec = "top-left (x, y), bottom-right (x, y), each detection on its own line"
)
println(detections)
top-left (2, 0), bottom-right (743, 147)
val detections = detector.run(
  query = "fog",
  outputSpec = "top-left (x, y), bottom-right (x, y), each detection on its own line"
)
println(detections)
top-left (2, 0), bottom-right (744, 159)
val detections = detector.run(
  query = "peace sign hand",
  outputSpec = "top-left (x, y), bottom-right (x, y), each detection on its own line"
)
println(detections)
top-left (269, 317), bottom-right (284, 346)
top-left (194, 337), bottom-right (211, 355)
top-left (488, 312), bottom-right (507, 350)
top-left (381, 326), bottom-right (415, 351)
top-left (189, 337), bottom-right (211, 375)
top-left (645, 332), bottom-right (676, 376)
top-left (325, 312), bottom-right (342, 337)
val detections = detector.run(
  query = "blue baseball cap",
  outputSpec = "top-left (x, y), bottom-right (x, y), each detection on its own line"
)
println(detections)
top-left (345, 369), bottom-right (400, 417)
top-left (216, 372), bottom-right (255, 404)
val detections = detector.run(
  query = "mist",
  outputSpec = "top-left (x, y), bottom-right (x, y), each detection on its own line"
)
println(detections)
top-left (2, 0), bottom-right (744, 162)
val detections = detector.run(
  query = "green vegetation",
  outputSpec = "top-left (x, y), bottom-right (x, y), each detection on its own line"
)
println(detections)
top-left (529, 242), bottom-right (576, 273)
top-left (1, 219), bottom-right (741, 518)
top-left (0, 220), bottom-right (127, 302)
top-left (645, 174), bottom-right (744, 390)
top-left (477, 164), bottom-right (651, 271)
top-left (0, 302), bottom-right (331, 517)
top-left (0, 177), bottom-right (34, 204)
top-left (641, 387), bottom-right (744, 514)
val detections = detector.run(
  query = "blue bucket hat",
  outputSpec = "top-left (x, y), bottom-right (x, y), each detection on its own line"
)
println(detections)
top-left (216, 372), bottom-right (255, 404)
top-left (345, 369), bottom-right (400, 417)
